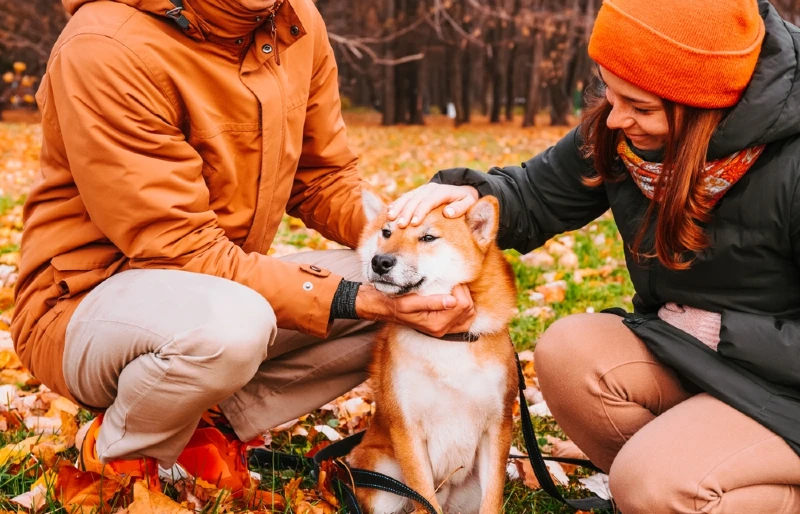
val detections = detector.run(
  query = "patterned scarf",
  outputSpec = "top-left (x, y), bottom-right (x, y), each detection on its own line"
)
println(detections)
top-left (617, 139), bottom-right (766, 205)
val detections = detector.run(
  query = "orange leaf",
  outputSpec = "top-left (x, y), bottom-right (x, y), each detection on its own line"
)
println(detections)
top-left (244, 489), bottom-right (287, 512)
top-left (550, 439), bottom-right (588, 475)
top-left (55, 464), bottom-right (127, 513)
top-left (118, 481), bottom-right (193, 514)
top-left (514, 459), bottom-right (541, 489)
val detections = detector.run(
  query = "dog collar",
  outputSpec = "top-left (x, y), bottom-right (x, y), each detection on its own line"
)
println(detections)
top-left (414, 329), bottom-right (480, 343)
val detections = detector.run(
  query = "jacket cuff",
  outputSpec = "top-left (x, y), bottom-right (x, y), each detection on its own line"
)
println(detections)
top-left (296, 263), bottom-right (342, 338)
top-left (430, 168), bottom-right (497, 199)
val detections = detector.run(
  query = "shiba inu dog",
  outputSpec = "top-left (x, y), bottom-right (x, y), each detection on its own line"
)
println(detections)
top-left (348, 191), bottom-right (519, 514)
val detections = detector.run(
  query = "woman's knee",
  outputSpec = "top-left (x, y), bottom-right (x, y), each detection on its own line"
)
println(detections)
top-left (534, 313), bottom-right (619, 384)
top-left (533, 313), bottom-right (592, 371)
top-left (609, 434), bottom-right (701, 514)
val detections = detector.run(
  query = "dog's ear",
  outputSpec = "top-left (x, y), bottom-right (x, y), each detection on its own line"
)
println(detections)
top-left (361, 188), bottom-right (386, 223)
top-left (465, 196), bottom-right (499, 250)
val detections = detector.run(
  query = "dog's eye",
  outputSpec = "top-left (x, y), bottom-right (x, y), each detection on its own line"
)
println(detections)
top-left (381, 229), bottom-right (392, 239)
top-left (420, 234), bottom-right (438, 242)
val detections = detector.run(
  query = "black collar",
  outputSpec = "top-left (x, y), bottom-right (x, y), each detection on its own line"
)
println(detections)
top-left (414, 330), bottom-right (480, 343)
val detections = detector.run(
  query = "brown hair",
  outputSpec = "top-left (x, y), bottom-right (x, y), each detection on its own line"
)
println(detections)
top-left (579, 81), bottom-right (728, 270)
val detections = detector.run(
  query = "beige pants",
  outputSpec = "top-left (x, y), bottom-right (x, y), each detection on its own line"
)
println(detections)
top-left (534, 313), bottom-right (800, 514)
top-left (63, 250), bottom-right (376, 467)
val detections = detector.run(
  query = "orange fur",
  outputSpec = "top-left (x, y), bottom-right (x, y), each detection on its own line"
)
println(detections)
top-left (349, 195), bottom-right (519, 514)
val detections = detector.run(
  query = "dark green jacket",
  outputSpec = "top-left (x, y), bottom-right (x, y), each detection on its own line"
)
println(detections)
top-left (433, 0), bottom-right (800, 456)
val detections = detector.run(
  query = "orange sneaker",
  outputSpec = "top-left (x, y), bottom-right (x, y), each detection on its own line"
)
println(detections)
top-left (79, 415), bottom-right (161, 491)
top-left (175, 426), bottom-right (263, 496)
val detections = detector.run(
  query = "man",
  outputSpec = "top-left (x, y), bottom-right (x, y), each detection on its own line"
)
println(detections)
top-left (11, 0), bottom-right (475, 494)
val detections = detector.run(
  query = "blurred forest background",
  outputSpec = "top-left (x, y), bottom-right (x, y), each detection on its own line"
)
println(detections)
top-left (3, 0), bottom-right (800, 127)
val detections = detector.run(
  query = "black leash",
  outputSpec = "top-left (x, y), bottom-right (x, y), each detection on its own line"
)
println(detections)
top-left (514, 353), bottom-right (614, 512)
top-left (251, 352), bottom-right (614, 513)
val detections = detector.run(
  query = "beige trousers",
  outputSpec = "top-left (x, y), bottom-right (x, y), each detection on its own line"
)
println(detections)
top-left (63, 250), bottom-right (376, 467)
top-left (534, 313), bottom-right (800, 514)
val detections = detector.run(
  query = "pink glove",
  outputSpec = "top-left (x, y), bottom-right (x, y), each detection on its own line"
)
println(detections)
top-left (657, 302), bottom-right (722, 351)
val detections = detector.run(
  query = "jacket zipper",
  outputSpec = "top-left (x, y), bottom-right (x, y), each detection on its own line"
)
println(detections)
top-left (269, 14), bottom-right (281, 66)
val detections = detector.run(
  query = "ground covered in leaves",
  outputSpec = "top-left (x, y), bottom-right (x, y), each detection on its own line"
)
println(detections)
top-left (0, 112), bottom-right (633, 513)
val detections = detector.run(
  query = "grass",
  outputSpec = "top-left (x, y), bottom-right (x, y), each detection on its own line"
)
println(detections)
top-left (0, 114), bottom-right (633, 513)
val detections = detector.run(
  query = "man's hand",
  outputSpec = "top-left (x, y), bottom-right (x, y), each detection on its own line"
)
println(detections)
top-left (387, 183), bottom-right (480, 228)
top-left (355, 283), bottom-right (476, 337)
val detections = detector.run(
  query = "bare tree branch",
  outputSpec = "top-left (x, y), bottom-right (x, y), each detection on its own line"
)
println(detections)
top-left (328, 33), bottom-right (425, 66)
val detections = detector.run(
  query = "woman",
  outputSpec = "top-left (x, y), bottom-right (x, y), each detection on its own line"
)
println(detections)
top-left (387, 0), bottom-right (800, 512)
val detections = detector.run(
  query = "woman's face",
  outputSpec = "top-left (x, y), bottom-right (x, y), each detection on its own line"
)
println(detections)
top-left (599, 66), bottom-right (669, 151)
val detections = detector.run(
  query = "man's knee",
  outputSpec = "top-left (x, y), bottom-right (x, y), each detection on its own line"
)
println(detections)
top-left (171, 279), bottom-right (277, 387)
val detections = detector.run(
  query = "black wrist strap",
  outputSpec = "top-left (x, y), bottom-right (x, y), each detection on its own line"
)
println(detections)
top-left (331, 280), bottom-right (361, 320)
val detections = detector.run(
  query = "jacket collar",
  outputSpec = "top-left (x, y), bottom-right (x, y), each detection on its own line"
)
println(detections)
top-left (63, 0), bottom-right (297, 42)
top-left (178, 0), bottom-right (284, 40)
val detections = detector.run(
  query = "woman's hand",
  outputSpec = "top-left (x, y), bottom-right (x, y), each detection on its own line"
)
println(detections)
top-left (387, 183), bottom-right (480, 228)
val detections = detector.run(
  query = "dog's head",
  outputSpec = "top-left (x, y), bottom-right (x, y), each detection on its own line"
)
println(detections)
top-left (357, 189), bottom-right (500, 297)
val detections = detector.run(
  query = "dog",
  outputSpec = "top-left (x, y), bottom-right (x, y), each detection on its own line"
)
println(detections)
top-left (347, 191), bottom-right (519, 514)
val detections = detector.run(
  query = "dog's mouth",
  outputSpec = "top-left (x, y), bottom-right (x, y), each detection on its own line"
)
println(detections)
top-left (371, 277), bottom-right (425, 296)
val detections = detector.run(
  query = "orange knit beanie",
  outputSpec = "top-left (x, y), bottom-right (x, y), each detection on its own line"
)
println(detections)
top-left (588, 0), bottom-right (765, 108)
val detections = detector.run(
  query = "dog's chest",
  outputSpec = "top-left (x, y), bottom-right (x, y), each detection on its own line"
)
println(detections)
top-left (390, 328), bottom-right (507, 482)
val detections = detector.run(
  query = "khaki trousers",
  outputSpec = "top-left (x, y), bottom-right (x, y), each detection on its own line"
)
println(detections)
top-left (63, 250), bottom-right (376, 467)
top-left (534, 313), bottom-right (800, 514)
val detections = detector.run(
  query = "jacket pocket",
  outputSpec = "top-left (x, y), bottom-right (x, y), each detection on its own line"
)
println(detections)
top-left (50, 250), bottom-right (125, 299)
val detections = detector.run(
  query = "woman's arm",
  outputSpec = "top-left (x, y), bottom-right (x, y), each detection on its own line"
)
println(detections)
top-left (389, 127), bottom-right (610, 252)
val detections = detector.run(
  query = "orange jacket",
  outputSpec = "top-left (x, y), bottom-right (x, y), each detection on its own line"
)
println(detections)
top-left (11, 0), bottom-right (366, 403)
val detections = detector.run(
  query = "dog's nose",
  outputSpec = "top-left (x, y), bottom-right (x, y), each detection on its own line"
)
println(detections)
top-left (371, 254), bottom-right (397, 275)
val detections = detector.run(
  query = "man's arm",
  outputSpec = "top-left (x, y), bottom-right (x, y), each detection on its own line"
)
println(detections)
top-left (49, 34), bottom-right (341, 338)
top-left (285, 10), bottom-right (365, 249)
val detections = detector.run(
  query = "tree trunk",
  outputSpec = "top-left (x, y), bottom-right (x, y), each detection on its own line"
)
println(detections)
top-left (461, 44), bottom-right (473, 124)
top-left (452, 46), bottom-right (466, 126)
top-left (381, 0), bottom-right (397, 125)
top-left (505, 43), bottom-right (517, 121)
top-left (523, 32), bottom-right (544, 127)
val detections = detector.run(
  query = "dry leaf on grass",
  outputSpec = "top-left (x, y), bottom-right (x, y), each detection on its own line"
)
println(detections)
top-left (550, 439), bottom-right (589, 475)
top-left (55, 464), bottom-right (128, 514)
top-left (117, 481), bottom-right (193, 514)
top-left (512, 458), bottom-right (569, 490)
top-left (11, 483), bottom-right (48, 512)
top-left (535, 280), bottom-right (567, 304)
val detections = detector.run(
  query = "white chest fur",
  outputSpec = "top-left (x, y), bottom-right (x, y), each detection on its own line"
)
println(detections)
top-left (391, 327), bottom-right (507, 484)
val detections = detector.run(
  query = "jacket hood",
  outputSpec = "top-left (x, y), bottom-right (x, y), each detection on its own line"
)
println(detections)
top-left (709, 0), bottom-right (800, 159)
top-left (62, 0), bottom-right (283, 39)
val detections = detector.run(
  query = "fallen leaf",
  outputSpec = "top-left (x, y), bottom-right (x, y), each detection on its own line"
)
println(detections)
top-left (517, 350), bottom-right (535, 362)
top-left (527, 291), bottom-right (545, 305)
top-left (11, 483), bottom-right (47, 512)
top-left (550, 439), bottom-right (588, 475)
top-left (578, 473), bottom-right (612, 500)
top-left (120, 481), bottom-right (193, 514)
top-left (520, 250), bottom-right (554, 268)
top-left (520, 306), bottom-right (555, 319)
top-left (513, 457), bottom-right (569, 490)
top-left (46, 396), bottom-right (79, 417)
top-left (558, 251), bottom-right (579, 269)
top-left (313, 425), bottom-right (342, 442)
top-left (24, 415), bottom-right (61, 434)
top-left (535, 280), bottom-right (567, 304)
top-left (55, 464), bottom-right (127, 513)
